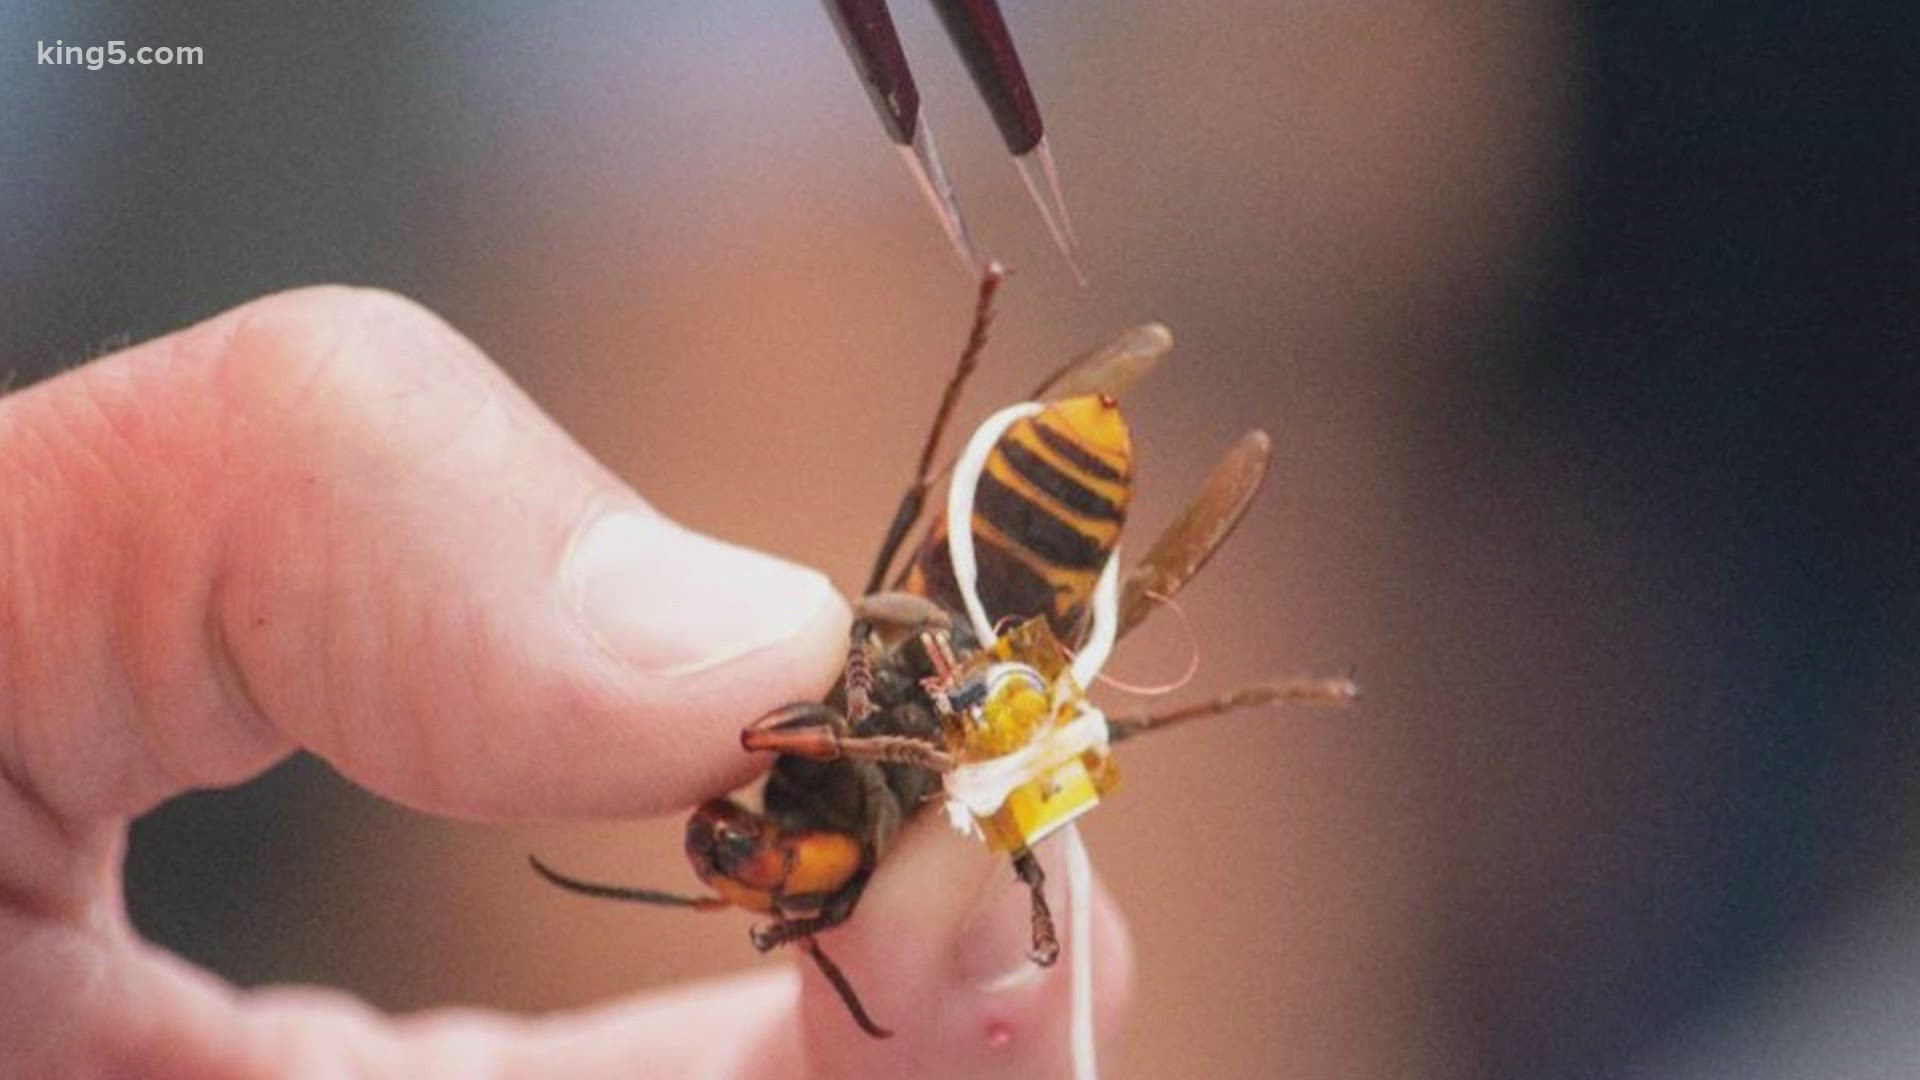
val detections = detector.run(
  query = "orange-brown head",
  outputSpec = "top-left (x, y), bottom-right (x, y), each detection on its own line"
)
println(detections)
top-left (684, 799), bottom-right (864, 915)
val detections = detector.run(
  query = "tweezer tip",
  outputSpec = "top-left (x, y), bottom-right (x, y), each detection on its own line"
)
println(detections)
top-left (898, 118), bottom-right (982, 277)
top-left (1014, 137), bottom-right (1087, 286)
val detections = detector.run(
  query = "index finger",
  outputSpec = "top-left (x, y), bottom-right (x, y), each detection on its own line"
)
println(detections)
top-left (0, 287), bottom-right (848, 909)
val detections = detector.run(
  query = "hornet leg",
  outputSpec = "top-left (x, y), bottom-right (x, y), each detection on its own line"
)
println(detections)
top-left (1106, 675), bottom-right (1359, 744)
top-left (845, 591), bottom-right (954, 722)
top-left (743, 702), bottom-right (955, 772)
top-left (1012, 847), bottom-right (1061, 967)
top-left (863, 265), bottom-right (1006, 594)
top-left (800, 935), bottom-right (892, 1039)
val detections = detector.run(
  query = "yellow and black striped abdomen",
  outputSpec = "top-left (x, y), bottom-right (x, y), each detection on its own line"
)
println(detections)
top-left (905, 395), bottom-right (1133, 642)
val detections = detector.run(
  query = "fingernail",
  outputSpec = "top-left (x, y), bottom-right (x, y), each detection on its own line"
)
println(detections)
top-left (565, 508), bottom-right (838, 675)
top-left (955, 849), bottom-right (1054, 992)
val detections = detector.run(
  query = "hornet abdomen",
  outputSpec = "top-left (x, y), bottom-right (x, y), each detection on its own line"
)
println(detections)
top-left (904, 394), bottom-right (1132, 641)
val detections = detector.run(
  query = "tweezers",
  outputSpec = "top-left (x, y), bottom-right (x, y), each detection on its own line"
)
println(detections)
top-left (822, 0), bottom-right (1083, 281)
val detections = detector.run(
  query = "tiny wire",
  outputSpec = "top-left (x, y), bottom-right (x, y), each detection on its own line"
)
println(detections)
top-left (1091, 591), bottom-right (1202, 697)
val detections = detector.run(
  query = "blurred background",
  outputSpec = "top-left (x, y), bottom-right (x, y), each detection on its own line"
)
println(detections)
top-left (4, 2), bottom-right (1917, 1077)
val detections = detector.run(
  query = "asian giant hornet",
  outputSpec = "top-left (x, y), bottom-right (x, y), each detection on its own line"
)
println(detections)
top-left (529, 267), bottom-right (1356, 1038)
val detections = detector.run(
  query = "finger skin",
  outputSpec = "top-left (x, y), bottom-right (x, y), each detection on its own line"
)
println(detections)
top-left (5, 826), bottom-right (1134, 1079)
top-left (0, 286), bottom-right (848, 914)
top-left (0, 288), bottom-right (1133, 1077)
top-left (504, 820), bottom-right (1136, 1080)
top-left (785, 818), bottom-right (1135, 1079)
top-left (499, 816), bottom-right (1135, 1079)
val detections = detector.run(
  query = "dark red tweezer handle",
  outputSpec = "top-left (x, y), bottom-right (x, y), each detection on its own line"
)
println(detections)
top-left (822, 0), bottom-right (921, 146)
top-left (930, 0), bottom-right (1045, 155)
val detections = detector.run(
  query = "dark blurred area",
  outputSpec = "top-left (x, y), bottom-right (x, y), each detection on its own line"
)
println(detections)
top-left (4, 2), bottom-right (1917, 1077)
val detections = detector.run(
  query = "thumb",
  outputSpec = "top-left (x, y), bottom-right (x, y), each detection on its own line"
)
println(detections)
top-left (0, 287), bottom-right (848, 871)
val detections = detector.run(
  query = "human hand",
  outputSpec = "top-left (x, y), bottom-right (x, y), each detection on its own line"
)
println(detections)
top-left (0, 288), bottom-right (1131, 1078)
